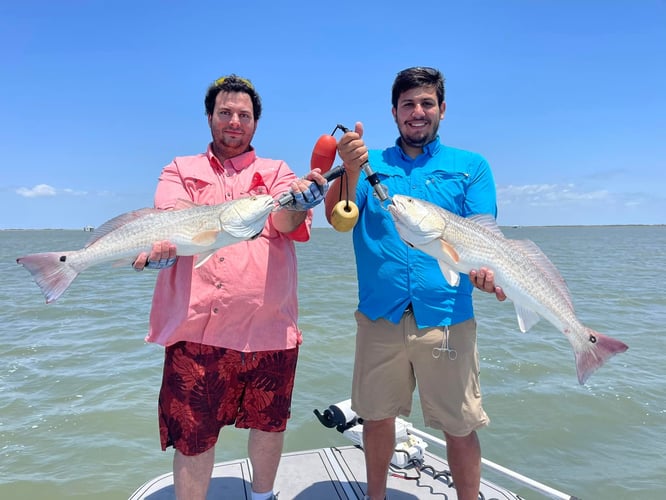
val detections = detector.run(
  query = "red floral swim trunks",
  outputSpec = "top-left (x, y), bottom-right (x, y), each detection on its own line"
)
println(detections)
top-left (158, 341), bottom-right (299, 455)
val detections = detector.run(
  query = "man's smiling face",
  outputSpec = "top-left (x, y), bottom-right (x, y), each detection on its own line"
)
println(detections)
top-left (392, 85), bottom-right (445, 158)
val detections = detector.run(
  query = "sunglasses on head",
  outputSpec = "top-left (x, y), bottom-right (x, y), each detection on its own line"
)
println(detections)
top-left (213, 75), bottom-right (254, 90)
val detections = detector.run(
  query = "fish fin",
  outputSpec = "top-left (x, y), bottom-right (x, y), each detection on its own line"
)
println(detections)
top-left (573, 328), bottom-right (629, 384)
top-left (194, 250), bottom-right (217, 269)
top-left (438, 261), bottom-right (461, 287)
top-left (191, 230), bottom-right (219, 246)
top-left (439, 239), bottom-right (460, 263)
top-left (468, 214), bottom-right (504, 237)
top-left (16, 251), bottom-right (78, 303)
top-left (513, 303), bottom-right (541, 332)
top-left (85, 208), bottom-right (161, 248)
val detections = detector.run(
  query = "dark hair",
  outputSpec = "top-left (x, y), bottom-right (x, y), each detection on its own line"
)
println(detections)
top-left (204, 74), bottom-right (262, 120)
top-left (391, 67), bottom-right (445, 108)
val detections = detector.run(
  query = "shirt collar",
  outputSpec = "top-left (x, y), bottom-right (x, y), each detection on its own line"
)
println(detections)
top-left (206, 143), bottom-right (257, 172)
top-left (394, 135), bottom-right (441, 161)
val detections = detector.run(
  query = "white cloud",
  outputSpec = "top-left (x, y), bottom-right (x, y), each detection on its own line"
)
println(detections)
top-left (16, 184), bottom-right (57, 197)
top-left (61, 187), bottom-right (89, 196)
top-left (15, 184), bottom-right (88, 198)
top-left (495, 182), bottom-right (666, 226)
top-left (498, 183), bottom-right (611, 206)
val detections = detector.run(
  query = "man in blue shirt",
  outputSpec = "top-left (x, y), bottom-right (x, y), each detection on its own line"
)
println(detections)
top-left (324, 66), bottom-right (506, 500)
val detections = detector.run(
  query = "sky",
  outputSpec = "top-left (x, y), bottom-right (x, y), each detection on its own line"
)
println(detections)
top-left (2, 0), bottom-right (665, 229)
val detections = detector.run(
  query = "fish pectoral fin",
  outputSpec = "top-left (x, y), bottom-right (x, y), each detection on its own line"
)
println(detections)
top-left (194, 250), bottom-right (217, 269)
top-left (192, 230), bottom-right (220, 246)
top-left (439, 239), bottom-right (460, 263)
top-left (513, 303), bottom-right (541, 333)
top-left (438, 261), bottom-right (461, 287)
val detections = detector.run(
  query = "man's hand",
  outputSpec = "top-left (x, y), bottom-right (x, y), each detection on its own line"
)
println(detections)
top-left (287, 169), bottom-right (329, 211)
top-left (133, 240), bottom-right (178, 271)
top-left (337, 122), bottom-right (368, 174)
top-left (469, 267), bottom-right (507, 301)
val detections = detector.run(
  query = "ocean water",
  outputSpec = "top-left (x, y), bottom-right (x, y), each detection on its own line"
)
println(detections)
top-left (1, 226), bottom-right (665, 499)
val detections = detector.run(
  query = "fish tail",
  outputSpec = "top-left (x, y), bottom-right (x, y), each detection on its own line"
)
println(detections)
top-left (574, 328), bottom-right (629, 385)
top-left (16, 251), bottom-right (79, 303)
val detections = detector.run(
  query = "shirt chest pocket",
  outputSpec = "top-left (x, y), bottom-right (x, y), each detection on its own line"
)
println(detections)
top-left (183, 177), bottom-right (217, 205)
top-left (421, 171), bottom-right (470, 212)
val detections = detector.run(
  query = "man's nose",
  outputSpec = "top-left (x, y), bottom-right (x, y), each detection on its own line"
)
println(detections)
top-left (412, 104), bottom-right (426, 116)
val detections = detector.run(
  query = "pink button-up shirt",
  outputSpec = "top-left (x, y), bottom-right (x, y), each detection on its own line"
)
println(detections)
top-left (145, 145), bottom-right (312, 352)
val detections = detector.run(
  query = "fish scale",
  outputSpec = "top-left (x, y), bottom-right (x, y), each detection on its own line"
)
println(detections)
top-left (388, 194), bottom-right (628, 384)
top-left (447, 218), bottom-right (575, 331)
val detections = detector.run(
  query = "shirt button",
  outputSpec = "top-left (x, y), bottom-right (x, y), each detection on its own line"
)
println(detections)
top-left (216, 283), bottom-right (222, 289)
top-left (213, 307), bottom-right (219, 314)
top-left (219, 257), bottom-right (225, 262)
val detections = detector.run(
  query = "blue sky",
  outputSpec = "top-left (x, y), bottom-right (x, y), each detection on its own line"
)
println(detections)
top-left (2, 0), bottom-right (664, 229)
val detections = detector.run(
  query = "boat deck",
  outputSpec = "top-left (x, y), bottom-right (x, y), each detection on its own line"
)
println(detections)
top-left (129, 445), bottom-right (522, 499)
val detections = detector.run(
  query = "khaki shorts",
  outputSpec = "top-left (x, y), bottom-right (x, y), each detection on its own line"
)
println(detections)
top-left (351, 309), bottom-right (489, 436)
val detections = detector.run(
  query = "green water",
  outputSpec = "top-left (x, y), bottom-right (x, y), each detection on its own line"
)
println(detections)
top-left (2, 226), bottom-right (665, 499)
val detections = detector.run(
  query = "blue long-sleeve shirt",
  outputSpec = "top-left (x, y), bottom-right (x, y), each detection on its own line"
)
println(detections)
top-left (352, 136), bottom-right (497, 328)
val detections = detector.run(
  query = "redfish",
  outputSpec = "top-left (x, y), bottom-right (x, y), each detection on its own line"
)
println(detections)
top-left (388, 194), bottom-right (628, 384)
top-left (17, 195), bottom-right (275, 303)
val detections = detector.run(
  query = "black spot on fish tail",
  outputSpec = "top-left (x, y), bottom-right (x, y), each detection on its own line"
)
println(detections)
top-left (59, 255), bottom-right (67, 262)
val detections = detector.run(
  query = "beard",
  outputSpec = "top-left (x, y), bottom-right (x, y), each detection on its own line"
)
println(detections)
top-left (399, 121), bottom-right (440, 149)
top-left (211, 128), bottom-right (253, 159)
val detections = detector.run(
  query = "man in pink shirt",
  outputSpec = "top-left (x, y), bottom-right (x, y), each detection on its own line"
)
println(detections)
top-left (133, 74), bottom-right (328, 500)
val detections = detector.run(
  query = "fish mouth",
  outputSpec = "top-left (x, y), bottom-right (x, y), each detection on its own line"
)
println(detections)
top-left (222, 196), bottom-right (274, 238)
top-left (389, 196), bottom-right (430, 226)
top-left (387, 203), bottom-right (416, 247)
top-left (239, 196), bottom-right (275, 221)
top-left (388, 196), bottom-right (438, 247)
top-left (387, 197), bottom-right (418, 224)
top-left (386, 199), bottom-right (401, 218)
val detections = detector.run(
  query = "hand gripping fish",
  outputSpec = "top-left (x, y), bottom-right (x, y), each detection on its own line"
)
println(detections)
top-left (388, 194), bottom-right (628, 384)
top-left (17, 195), bottom-right (276, 304)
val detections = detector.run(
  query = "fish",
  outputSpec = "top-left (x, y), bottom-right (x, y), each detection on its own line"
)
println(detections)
top-left (16, 195), bottom-right (276, 304)
top-left (387, 194), bottom-right (628, 384)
